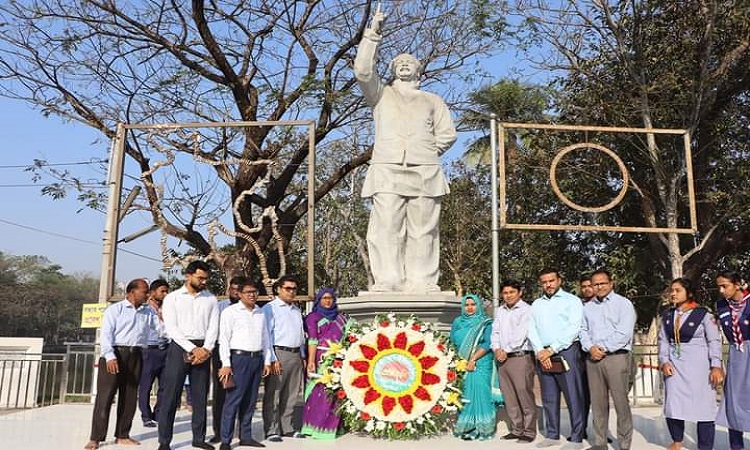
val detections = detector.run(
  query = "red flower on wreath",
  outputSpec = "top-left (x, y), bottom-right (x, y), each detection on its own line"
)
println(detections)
top-left (333, 359), bottom-right (343, 368)
top-left (412, 323), bottom-right (422, 331)
top-left (447, 370), bottom-right (457, 382)
top-left (431, 404), bottom-right (443, 414)
top-left (380, 320), bottom-right (390, 328)
top-left (336, 389), bottom-right (347, 399)
top-left (348, 334), bottom-right (358, 343)
top-left (394, 422), bottom-right (406, 431)
top-left (360, 412), bottom-right (371, 421)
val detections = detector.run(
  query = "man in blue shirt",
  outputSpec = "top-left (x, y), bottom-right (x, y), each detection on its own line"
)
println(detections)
top-left (529, 268), bottom-right (586, 450)
top-left (84, 278), bottom-right (150, 450)
top-left (580, 269), bottom-right (636, 450)
top-left (262, 275), bottom-right (305, 442)
top-left (138, 278), bottom-right (170, 428)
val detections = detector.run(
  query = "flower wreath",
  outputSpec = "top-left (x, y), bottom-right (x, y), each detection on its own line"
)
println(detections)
top-left (317, 313), bottom-right (467, 439)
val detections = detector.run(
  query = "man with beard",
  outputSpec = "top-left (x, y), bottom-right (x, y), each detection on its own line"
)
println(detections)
top-left (157, 261), bottom-right (220, 450)
top-left (138, 279), bottom-right (170, 427)
top-left (579, 276), bottom-right (595, 304)
top-left (529, 268), bottom-right (586, 450)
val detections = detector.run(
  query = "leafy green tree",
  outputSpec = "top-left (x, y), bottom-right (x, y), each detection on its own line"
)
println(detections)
top-left (0, 252), bottom-right (98, 345)
top-left (512, 0), bottom-right (750, 281)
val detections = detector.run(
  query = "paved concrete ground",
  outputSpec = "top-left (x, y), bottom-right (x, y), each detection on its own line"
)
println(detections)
top-left (2, 403), bottom-right (747, 450)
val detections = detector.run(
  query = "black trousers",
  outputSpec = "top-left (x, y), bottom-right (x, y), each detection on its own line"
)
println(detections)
top-left (158, 341), bottom-right (211, 445)
top-left (89, 347), bottom-right (142, 441)
top-left (211, 347), bottom-right (227, 438)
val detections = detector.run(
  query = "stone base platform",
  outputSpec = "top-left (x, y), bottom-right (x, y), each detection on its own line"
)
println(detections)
top-left (337, 291), bottom-right (461, 331)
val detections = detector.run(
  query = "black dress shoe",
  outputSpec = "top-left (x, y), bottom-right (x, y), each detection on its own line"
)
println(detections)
top-left (239, 440), bottom-right (266, 447)
top-left (192, 442), bottom-right (215, 450)
top-left (517, 435), bottom-right (535, 443)
top-left (209, 436), bottom-right (222, 443)
top-left (158, 445), bottom-right (171, 450)
top-left (219, 444), bottom-right (231, 450)
top-left (503, 433), bottom-right (521, 440)
top-left (265, 434), bottom-right (282, 443)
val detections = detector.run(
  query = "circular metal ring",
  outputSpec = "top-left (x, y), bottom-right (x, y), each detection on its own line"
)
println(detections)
top-left (549, 142), bottom-right (630, 213)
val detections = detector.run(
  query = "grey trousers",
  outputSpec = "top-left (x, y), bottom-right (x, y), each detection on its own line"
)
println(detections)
top-left (498, 354), bottom-right (537, 438)
top-left (586, 352), bottom-right (633, 449)
top-left (262, 348), bottom-right (304, 436)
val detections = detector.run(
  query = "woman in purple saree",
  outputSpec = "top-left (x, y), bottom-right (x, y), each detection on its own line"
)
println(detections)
top-left (301, 287), bottom-right (348, 439)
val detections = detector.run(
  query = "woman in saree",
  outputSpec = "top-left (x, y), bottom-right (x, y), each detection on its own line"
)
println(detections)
top-left (449, 293), bottom-right (502, 440)
top-left (300, 287), bottom-right (348, 439)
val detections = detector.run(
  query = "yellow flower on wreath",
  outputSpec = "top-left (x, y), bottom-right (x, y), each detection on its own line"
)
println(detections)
top-left (324, 340), bottom-right (343, 357)
top-left (455, 359), bottom-right (469, 372)
top-left (446, 391), bottom-right (462, 409)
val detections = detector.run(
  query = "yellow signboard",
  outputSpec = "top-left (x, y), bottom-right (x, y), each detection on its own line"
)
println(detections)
top-left (81, 303), bottom-right (108, 328)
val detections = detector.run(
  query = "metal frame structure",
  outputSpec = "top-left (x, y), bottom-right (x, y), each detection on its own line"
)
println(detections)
top-left (497, 122), bottom-right (697, 234)
top-left (488, 119), bottom-right (698, 307)
top-left (98, 119), bottom-right (317, 304)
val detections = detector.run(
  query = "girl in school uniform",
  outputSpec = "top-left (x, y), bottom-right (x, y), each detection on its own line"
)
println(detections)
top-left (658, 278), bottom-right (724, 450)
top-left (715, 270), bottom-right (750, 450)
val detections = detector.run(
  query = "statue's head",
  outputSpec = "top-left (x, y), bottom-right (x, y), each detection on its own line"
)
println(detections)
top-left (389, 53), bottom-right (421, 81)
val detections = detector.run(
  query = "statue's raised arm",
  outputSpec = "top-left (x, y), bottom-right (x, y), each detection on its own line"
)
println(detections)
top-left (353, 9), bottom-right (386, 106)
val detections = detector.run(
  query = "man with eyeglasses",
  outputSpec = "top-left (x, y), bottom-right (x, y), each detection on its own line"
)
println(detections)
top-left (158, 260), bottom-right (220, 450)
top-left (262, 275), bottom-right (306, 442)
top-left (209, 275), bottom-right (247, 443)
top-left (217, 280), bottom-right (272, 449)
top-left (580, 269), bottom-right (636, 450)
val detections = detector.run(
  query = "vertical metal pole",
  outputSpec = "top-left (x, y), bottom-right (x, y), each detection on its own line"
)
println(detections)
top-left (683, 131), bottom-right (698, 232)
top-left (490, 114), bottom-right (500, 309)
top-left (93, 123), bottom-right (127, 400)
top-left (306, 122), bottom-right (316, 311)
top-left (99, 123), bottom-right (127, 304)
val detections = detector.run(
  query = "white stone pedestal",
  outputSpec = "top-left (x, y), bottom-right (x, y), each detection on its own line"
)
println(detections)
top-left (337, 291), bottom-right (461, 331)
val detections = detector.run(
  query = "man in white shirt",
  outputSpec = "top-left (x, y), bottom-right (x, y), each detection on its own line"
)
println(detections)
top-left (157, 261), bottom-right (220, 450)
top-left (262, 275), bottom-right (306, 442)
top-left (209, 275), bottom-right (247, 443)
top-left (84, 278), bottom-right (149, 450)
top-left (491, 280), bottom-right (537, 443)
top-left (217, 280), bottom-right (272, 449)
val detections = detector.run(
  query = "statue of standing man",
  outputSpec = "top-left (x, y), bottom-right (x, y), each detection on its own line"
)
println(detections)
top-left (354, 7), bottom-right (457, 293)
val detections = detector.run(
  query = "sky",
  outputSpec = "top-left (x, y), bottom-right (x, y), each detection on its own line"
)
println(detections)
top-left (0, 105), bottom-right (165, 283)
